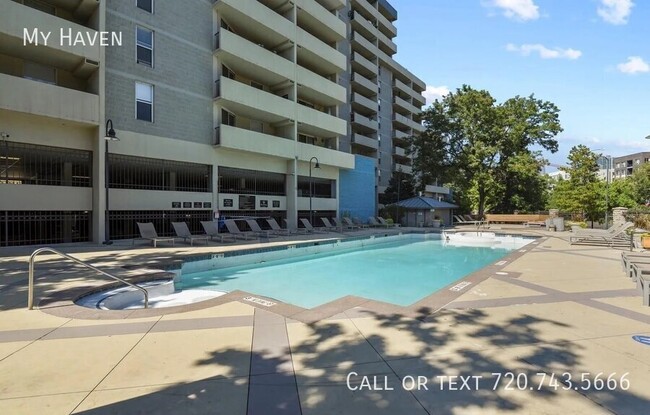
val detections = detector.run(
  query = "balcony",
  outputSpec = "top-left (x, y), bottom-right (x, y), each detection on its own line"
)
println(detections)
top-left (351, 112), bottom-right (378, 133)
top-left (393, 113), bottom-right (411, 130)
top-left (297, 142), bottom-right (354, 169)
top-left (425, 185), bottom-right (451, 196)
top-left (295, 0), bottom-right (346, 43)
top-left (351, 52), bottom-right (377, 78)
top-left (393, 130), bottom-right (410, 145)
top-left (351, 92), bottom-right (378, 115)
top-left (351, 0), bottom-right (397, 38)
top-left (0, 73), bottom-right (99, 125)
top-left (393, 146), bottom-right (407, 158)
top-left (377, 29), bottom-right (397, 56)
top-left (2, 1), bottom-right (100, 74)
top-left (297, 66), bottom-right (346, 106)
top-left (394, 163), bottom-right (413, 175)
top-left (351, 133), bottom-right (379, 151)
top-left (351, 32), bottom-right (377, 60)
top-left (216, 77), bottom-right (293, 124)
top-left (217, 124), bottom-right (295, 159)
top-left (393, 76), bottom-right (426, 106)
top-left (215, 0), bottom-right (293, 47)
top-left (350, 11), bottom-right (377, 41)
top-left (296, 27), bottom-right (346, 74)
top-left (297, 105), bottom-right (347, 137)
top-left (350, 71), bottom-right (377, 96)
top-left (393, 95), bottom-right (421, 115)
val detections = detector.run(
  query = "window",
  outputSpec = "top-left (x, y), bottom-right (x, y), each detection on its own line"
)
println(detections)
top-left (298, 99), bottom-right (315, 109)
top-left (23, 0), bottom-right (55, 14)
top-left (298, 134), bottom-right (315, 145)
top-left (251, 81), bottom-right (264, 90)
top-left (221, 109), bottom-right (236, 126)
top-left (136, 0), bottom-right (153, 13)
top-left (136, 27), bottom-right (154, 67)
top-left (135, 82), bottom-right (153, 122)
top-left (23, 61), bottom-right (56, 85)
top-left (219, 167), bottom-right (286, 196)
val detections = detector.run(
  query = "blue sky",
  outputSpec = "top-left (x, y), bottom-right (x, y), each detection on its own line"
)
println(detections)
top-left (390, 0), bottom-right (650, 167)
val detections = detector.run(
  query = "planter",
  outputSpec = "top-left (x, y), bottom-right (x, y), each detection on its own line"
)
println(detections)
top-left (642, 237), bottom-right (650, 249)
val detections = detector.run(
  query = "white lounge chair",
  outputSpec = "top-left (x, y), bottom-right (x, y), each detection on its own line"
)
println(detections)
top-left (246, 219), bottom-right (280, 238)
top-left (339, 217), bottom-right (360, 231)
top-left (377, 217), bottom-right (400, 228)
top-left (570, 222), bottom-right (633, 246)
top-left (283, 218), bottom-right (309, 233)
top-left (200, 221), bottom-right (236, 243)
top-left (300, 218), bottom-right (328, 233)
top-left (224, 219), bottom-right (257, 240)
top-left (368, 217), bottom-right (386, 228)
top-left (630, 263), bottom-right (650, 306)
top-left (321, 218), bottom-right (339, 232)
top-left (453, 215), bottom-right (484, 226)
top-left (172, 222), bottom-right (209, 246)
top-left (135, 222), bottom-right (175, 247)
top-left (352, 217), bottom-right (370, 229)
top-left (267, 218), bottom-right (292, 236)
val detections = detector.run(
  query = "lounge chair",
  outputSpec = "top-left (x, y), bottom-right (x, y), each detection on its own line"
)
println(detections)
top-left (224, 219), bottom-right (257, 240)
top-left (200, 221), bottom-right (236, 243)
top-left (453, 215), bottom-right (484, 226)
top-left (300, 218), bottom-right (328, 233)
top-left (246, 219), bottom-right (280, 238)
top-left (135, 222), bottom-right (175, 247)
top-left (377, 217), bottom-right (400, 228)
top-left (283, 218), bottom-right (309, 233)
top-left (321, 218), bottom-right (340, 232)
top-left (368, 217), bottom-right (386, 228)
top-left (463, 215), bottom-right (477, 222)
top-left (621, 252), bottom-right (650, 280)
top-left (352, 217), bottom-right (370, 229)
top-left (570, 222), bottom-right (633, 246)
top-left (630, 263), bottom-right (650, 306)
top-left (267, 218), bottom-right (292, 236)
top-left (339, 217), bottom-right (360, 231)
top-left (172, 222), bottom-right (209, 246)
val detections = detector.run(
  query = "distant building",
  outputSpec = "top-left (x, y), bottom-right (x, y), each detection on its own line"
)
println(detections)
top-left (547, 170), bottom-right (570, 181)
top-left (613, 152), bottom-right (650, 179)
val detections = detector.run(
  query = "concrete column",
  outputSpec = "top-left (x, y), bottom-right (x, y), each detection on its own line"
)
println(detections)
top-left (612, 207), bottom-right (628, 228)
top-left (285, 159), bottom-right (297, 230)
top-left (92, 132), bottom-right (106, 244)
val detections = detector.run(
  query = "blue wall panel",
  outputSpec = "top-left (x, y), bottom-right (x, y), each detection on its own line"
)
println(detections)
top-left (339, 155), bottom-right (376, 222)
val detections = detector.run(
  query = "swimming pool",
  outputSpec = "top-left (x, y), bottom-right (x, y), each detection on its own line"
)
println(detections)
top-left (179, 234), bottom-right (533, 308)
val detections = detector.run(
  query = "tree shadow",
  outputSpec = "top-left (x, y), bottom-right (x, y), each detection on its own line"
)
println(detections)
top-left (72, 306), bottom-right (650, 414)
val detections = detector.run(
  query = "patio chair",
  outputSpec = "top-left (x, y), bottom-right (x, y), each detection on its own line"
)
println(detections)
top-left (135, 222), bottom-right (175, 247)
top-left (630, 263), bottom-right (650, 306)
top-left (453, 215), bottom-right (484, 226)
top-left (246, 219), bottom-right (280, 238)
top-left (377, 217), bottom-right (400, 228)
top-left (321, 218), bottom-right (339, 232)
top-left (172, 222), bottom-right (209, 246)
top-left (224, 219), bottom-right (257, 240)
top-left (368, 217), bottom-right (386, 228)
top-left (267, 218), bottom-right (292, 236)
top-left (621, 252), bottom-right (650, 281)
top-left (283, 218), bottom-right (309, 233)
top-left (352, 217), bottom-right (370, 229)
top-left (570, 222), bottom-right (633, 246)
top-left (339, 217), bottom-right (360, 231)
top-left (300, 218), bottom-right (328, 233)
top-left (200, 221), bottom-right (236, 243)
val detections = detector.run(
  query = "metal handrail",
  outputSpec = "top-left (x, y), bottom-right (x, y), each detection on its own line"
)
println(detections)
top-left (28, 247), bottom-right (149, 310)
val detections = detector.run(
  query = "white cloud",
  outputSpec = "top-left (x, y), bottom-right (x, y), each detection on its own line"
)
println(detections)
top-left (597, 0), bottom-right (634, 25)
top-left (422, 85), bottom-right (450, 105)
top-left (617, 56), bottom-right (649, 74)
top-left (506, 43), bottom-right (582, 60)
top-left (484, 0), bottom-right (540, 21)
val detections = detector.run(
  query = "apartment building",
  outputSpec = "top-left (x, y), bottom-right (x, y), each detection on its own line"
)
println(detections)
top-left (340, 0), bottom-right (426, 195)
top-left (0, 0), bottom-right (425, 246)
top-left (612, 152), bottom-right (650, 179)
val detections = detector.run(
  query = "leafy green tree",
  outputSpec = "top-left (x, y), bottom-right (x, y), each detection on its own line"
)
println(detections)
top-left (380, 169), bottom-right (416, 205)
top-left (631, 163), bottom-right (650, 205)
top-left (548, 145), bottom-right (605, 223)
top-left (409, 85), bottom-right (561, 215)
top-left (607, 177), bottom-right (638, 209)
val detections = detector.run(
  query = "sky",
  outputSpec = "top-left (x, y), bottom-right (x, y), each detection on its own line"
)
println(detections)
top-left (389, 0), bottom-right (650, 168)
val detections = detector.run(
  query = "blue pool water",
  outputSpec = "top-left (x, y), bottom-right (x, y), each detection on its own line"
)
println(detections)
top-left (181, 237), bottom-right (525, 308)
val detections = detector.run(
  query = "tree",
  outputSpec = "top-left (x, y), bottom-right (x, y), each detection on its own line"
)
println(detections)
top-left (379, 169), bottom-right (416, 205)
top-left (409, 85), bottom-right (561, 215)
top-left (631, 163), bottom-right (650, 205)
top-left (607, 177), bottom-right (638, 209)
top-left (548, 145), bottom-right (605, 223)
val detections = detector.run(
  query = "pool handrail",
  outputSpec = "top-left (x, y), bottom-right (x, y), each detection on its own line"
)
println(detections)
top-left (28, 247), bottom-right (149, 310)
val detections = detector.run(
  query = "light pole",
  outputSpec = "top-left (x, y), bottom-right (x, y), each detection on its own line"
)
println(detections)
top-left (104, 120), bottom-right (119, 245)
top-left (604, 155), bottom-right (612, 228)
top-left (309, 157), bottom-right (320, 224)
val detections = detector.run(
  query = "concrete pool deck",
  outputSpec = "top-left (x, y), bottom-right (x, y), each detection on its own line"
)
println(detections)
top-left (0, 228), bottom-right (649, 414)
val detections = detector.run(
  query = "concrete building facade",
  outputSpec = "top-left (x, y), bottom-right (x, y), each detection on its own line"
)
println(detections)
top-left (0, 0), bottom-right (424, 246)
top-left (612, 152), bottom-right (650, 179)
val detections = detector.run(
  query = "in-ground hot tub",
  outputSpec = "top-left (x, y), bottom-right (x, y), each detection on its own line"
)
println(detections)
top-left (75, 279), bottom-right (225, 310)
